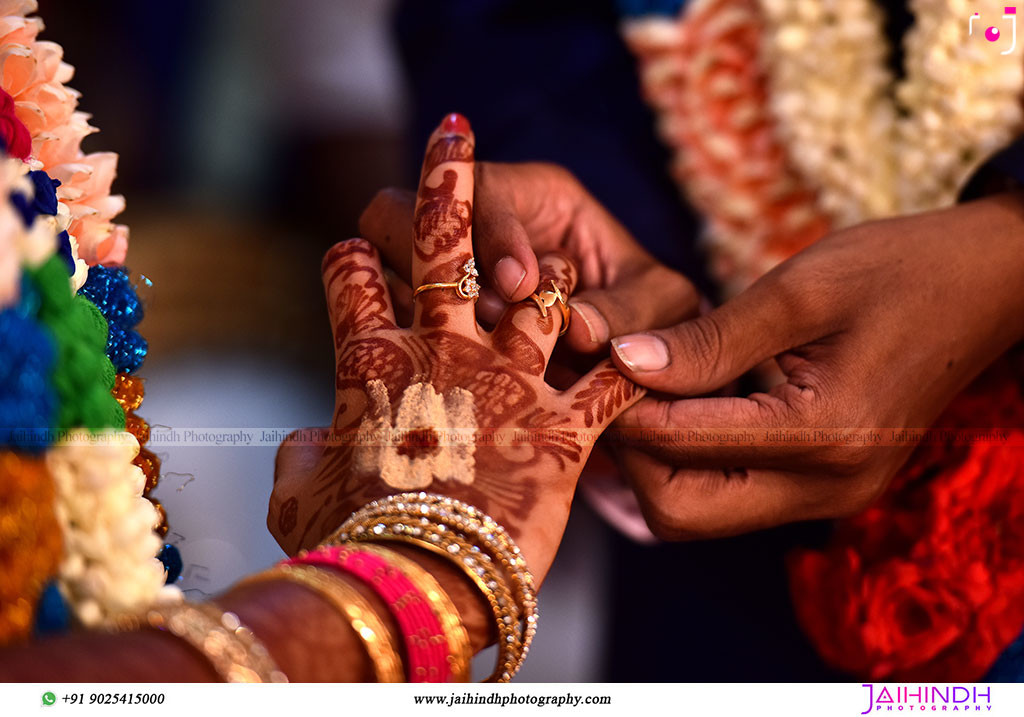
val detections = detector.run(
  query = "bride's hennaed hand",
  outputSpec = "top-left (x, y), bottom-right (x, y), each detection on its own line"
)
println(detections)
top-left (359, 162), bottom-right (699, 354)
top-left (268, 114), bottom-right (644, 585)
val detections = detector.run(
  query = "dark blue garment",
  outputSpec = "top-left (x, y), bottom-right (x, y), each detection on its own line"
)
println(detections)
top-left (961, 138), bottom-right (1024, 199)
top-left (395, 0), bottom-right (713, 298)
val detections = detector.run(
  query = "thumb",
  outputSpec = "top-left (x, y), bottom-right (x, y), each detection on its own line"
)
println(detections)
top-left (609, 277), bottom-right (820, 395)
top-left (565, 263), bottom-right (699, 353)
top-left (473, 206), bottom-right (541, 302)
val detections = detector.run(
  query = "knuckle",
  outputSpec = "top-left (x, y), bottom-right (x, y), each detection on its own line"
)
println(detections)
top-left (637, 488), bottom-right (690, 541)
top-left (646, 512), bottom-right (689, 542)
top-left (535, 161), bottom-right (578, 185)
top-left (675, 315), bottom-right (725, 384)
top-left (626, 462), bottom-right (704, 541)
top-left (643, 266), bottom-right (700, 324)
top-left (321, 237), bottom-right (375, 276)
top-left (760, 268), bottom-right (818, 323)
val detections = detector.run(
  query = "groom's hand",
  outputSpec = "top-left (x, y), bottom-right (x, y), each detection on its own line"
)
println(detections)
top-left (359, 162), bottom-right (699, 352)
top-left (609, 194), bottom-right (1024, 539)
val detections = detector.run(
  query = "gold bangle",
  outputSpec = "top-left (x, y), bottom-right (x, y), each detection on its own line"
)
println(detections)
top-left (355, 543), bottom-right (473, 682)
top-left (337, 516), bottom-right (524, 682)
top-left (331, 493), bottom-right (537, 651)
top-left (237, 564), bottom-right (404, 683)
top-left (140, 602), bottom-right (288, 683)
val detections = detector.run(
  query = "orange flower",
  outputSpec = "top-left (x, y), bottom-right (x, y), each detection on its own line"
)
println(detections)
top-left (0, 0), bottom-right (127, 266)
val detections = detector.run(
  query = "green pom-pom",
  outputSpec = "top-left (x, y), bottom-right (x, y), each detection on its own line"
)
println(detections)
top-left (29, 256), bottom-right (74, 316)
top-left (63, 345), bottom-right (100, 390)
top-left (74, 297), bottom-right (110, 353)
top-left (99, 356), bottom-right (116, 390)
top-left (79, 386), bottom-right (123, 431)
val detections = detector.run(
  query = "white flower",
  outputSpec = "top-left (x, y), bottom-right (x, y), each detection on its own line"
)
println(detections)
top-left (48, 430), bottom-right (181, 628)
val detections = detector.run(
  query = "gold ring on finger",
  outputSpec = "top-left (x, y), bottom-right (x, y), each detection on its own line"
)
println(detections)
top-left (529, 280), bottom-right (571, 336)
top-left (412, 258), bottom-right (480, 302)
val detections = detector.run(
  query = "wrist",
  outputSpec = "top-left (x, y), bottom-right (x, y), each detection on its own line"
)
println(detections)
top-left (220, 574), bottom-right (399, 682)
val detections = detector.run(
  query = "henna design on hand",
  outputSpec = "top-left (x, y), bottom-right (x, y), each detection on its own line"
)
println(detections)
top-left (492, 313), bottom-right (547, 375)
top-left (278, 496), bottom-right (298, 537)
top-left (570, 363), bottom-right (645, 427)
top-left (323, 241), bottom-right (397, 343)
top-left (269, 118), bottom-right (645, 564)
top-left (421, 136), bottom-right (474, 178)
top-left (417, 253), bottom-right (473, 329)
top-left (412, 169), bottom-right (472, 262)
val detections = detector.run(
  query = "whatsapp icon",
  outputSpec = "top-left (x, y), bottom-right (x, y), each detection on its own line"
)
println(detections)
top-left (41, 692), bottom-right (56, 706)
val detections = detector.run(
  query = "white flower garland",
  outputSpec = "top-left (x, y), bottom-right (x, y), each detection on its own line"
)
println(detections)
top-left (47, 430), bottom-right (181, 628)
top-left (759, 0), bottom-right (1024, 228)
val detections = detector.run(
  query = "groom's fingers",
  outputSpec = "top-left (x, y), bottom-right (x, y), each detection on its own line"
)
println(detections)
top-left (611, 390), bottom-right (823, 471)
top-left (565, 263), bottom-right (700, 353)
top-left (360, 187), bottom-right (415, 280)
top-left (610, 268), bottom-right (830, 395)
top-left (618, 448), bottom-right (809, 540)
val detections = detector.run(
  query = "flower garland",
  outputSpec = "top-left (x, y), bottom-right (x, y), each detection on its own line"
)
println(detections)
top-left (758, 0), bottom-right (1024, 227)
top-left (622, 0), bottom-right (831, 296)
top-left (624, 0), bottom-right (1024, 293)
top-left (623, 0), bottom-right (1024, 680)
top-left (0, 452), bottom-right (61, 641)
top-left (0, 0), bottom-right (129, 266)
top-left (47, 430), bottom-right (177, 628)
top-left (0, 0), bottom-right (179, 639)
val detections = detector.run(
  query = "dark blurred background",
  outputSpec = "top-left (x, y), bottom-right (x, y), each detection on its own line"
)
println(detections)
top-left (41, 0), bottom-right (833, 681)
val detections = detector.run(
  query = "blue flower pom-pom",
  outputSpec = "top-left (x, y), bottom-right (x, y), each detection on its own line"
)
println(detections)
top-left (158, 544), bottom-right (183, 584)
top-left (0, 309), bottom-right (56, 450)
top-left (78, 266), bottom-right (147, 373)
top-left (106, 323), bottom-right (147, 374)
top-left (56, 230), bottom-right (74, 274)
top-left (33, 581), bottom-right (70, 636)
top-left (79, 266), bottom-right (144, 329)
top-left (8, 171), bottom-right (73, 274)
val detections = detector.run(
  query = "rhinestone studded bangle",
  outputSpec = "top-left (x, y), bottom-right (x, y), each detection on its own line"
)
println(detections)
top-left (338, 518), bottom-right (523, 681)
top-left (136, 602), bottom-right (288, 683)
top-left (235, 563), bottom-right (404, 683)
top-left (326, 493), bottom-right (537, 682)
top-left (330, 493), bottom-right (537, 648)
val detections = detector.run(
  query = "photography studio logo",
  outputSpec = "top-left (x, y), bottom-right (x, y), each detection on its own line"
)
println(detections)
top-left (970, 7), bottom-right (1017, 54)
top-left (860, 684), bottom-right (993, 713)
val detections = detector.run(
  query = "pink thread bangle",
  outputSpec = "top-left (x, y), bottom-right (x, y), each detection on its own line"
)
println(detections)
top-left (287, 545), bottom-right (452, 682)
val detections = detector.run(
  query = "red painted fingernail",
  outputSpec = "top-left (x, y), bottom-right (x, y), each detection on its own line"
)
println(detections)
top-left (440, 112), bottom-right (471, 136)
